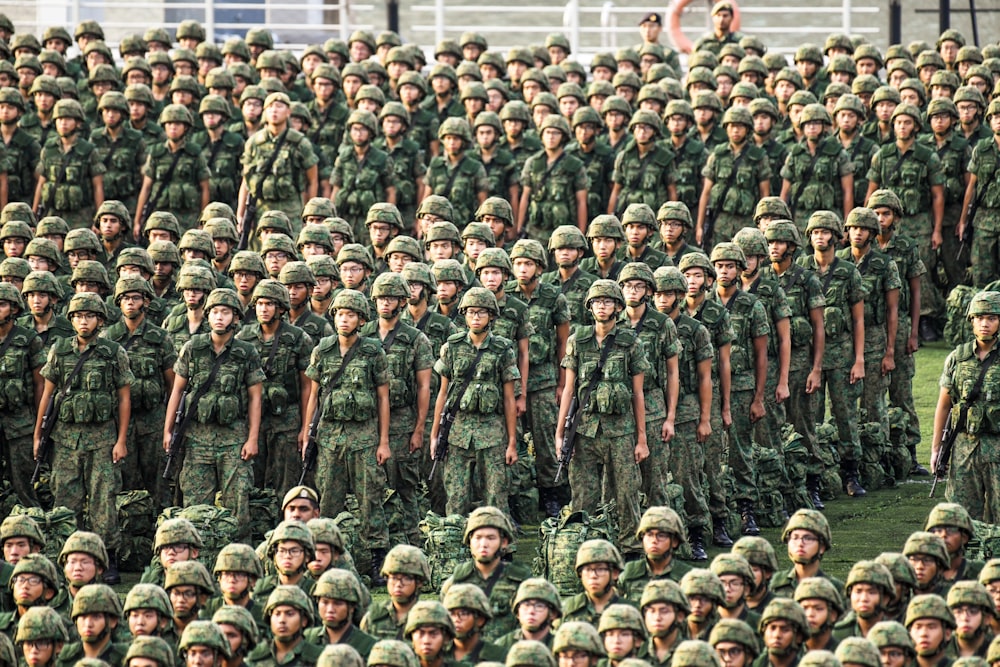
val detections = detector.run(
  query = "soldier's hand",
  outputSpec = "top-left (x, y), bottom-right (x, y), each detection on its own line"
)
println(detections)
top-left (634, 437), bottom-right (649, 463)
top-left (377, 441), bottom-right (391, 465)
top-left (806, 369), bottom-right (821, 394)
top-left (907, 333), bottom-right (919, 355)
top-left (516, 395), bottom-right (527, 417)
top-left (697, 419), bottom-right (712, 443)
top-left (554, 434), bottom-right (563, 458)
top-left (881, 353), bottom-right (895, 376)
top-left (297, 429), bottom-right (308, 454)
top-left (750, 398), bottom-right (766, 423)
top-left (112, 440), bottom-right (127, 464)
top-left (775, 382), bottom-right (790, 403)
top-left (241, 440), bottom-right (258, 460)
top-left (505, 443), bottom-right (518, 465)
top-left (721, 407), bottom-right (732, 428)
top-left (409, 432), bottom-right (423, 453)
top-left (162, 433), bottom-right (171, 453)
top-left (850, 360), bottom-right (865, 384)
top-left (931, 229), bottom-right (943, 250)
top-left (660, 419), bottom-right (674, 442)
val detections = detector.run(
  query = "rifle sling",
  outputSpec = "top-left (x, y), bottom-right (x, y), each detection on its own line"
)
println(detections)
top-left (446, 344), bottom-right (488, 416)
top-left (324, 338), bottom-right (363, 391)
top-left (176, 345), bottom-right (232, 437)
top-left (576, 332), bottom-right (618, 417)
top-left (790, 146), bottom-right (823, 211)
top-left (263, 322), bottom-right (284, 376)
top-left (48, 344), bottom-right (98, 427)
top-left (380, 323), bottom-right (401, 353)
top-left (440, 155), bottom-right (468, 200)
top-left (148, 147), bottom-right (185, 210)
top-left (956, 347), bottom-right (1000, 431)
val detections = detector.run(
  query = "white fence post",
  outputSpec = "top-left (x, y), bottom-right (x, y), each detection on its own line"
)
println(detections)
top-left (435, 0), bottom-right (444, 49)
top-left (564, 0), bottom-right (580, 56)
top-left (842, 0), bottom-right (851, 34)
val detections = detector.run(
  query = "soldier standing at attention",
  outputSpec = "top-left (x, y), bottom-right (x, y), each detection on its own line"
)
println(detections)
top-left (619, 204), bottom-right (671, 271)
top-left (361, 272), bottom-right (433, 546)
top-left (517, 114), bottom-right (588, 240)
top-left (163, 265), bottom-right (216, 355)
top-left (541, 226), bottom-right (597, 329)
top-left (697, 106), bottom-right (771, 246)
top-left (581, 215), bottom-right (627, 281)
top-left (18, 270), bottom-right (73, 351)
top-left (0, 283), bottom-right (44, 508)
top-left (656, 202), bottom-right (699, 267)
top-left (191, 94), bottom-right (244, 212)
top-left (0, 87), bottom-right (41, 206)
top-left (567, 106), bottom-right (614, 224)
top-left (32, 100), bottom-right (104, 230)
top-left (431, 287), bottom-right (519, 516)
top-left (556, 280), bottom-right (649, 556)
top-left (90, 91), bottom-right (146, 215)
top-left (332, 110), bottom-right (395, 241)
top-left (238, 92), bottom-right (319, 240)
top-left (799, 211), bottom-right (867, 497)
top-left (36, 293), bottom-right (132, 584)
top-left (304, 289), bottom-right (391, 579)
top-left (425, 118), bottom-right (489, 231)
top-left (279, 262), bottom-right (334, 341)
top-left (664, 100), bottom-right (709, 217)
top-left (607, 110), bottom-right (677, 218)
top-left (163, 288), bottom-right (264, 540)
top-left (932, 291), bottom-right (1000, 523)
top-left (958, 99), bottom-right (1000, 289)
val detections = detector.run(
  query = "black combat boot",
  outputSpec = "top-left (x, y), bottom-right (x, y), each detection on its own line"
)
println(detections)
top-left (688, 526), bottom-right (708, 561)
top-left (908, 446), bottom-right (930, 476)
top-left (844, 462), bottom-right (867, 497)
top-left (370, 548), bottom-right (388, 587)
top-left (712, 518), bottom-right (733, 547)
top-left (541, 488), bottom-right (561, 518)
top-left (806, 474), bottom-right (825, 510)
top-left (739, 501), bottom-right (760, 536)
top-left (103, 550), bottom-right (120, 585)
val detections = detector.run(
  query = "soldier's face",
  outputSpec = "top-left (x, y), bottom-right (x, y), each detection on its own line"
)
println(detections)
top-left (512, 257), bottom-right (540, 284)
top-left (219, 571), bottom-right (252, 599)
top-left (478, 267), bottom-right (505, 293)
top-left (318, 596), bottom-right (351, 627)
top-left (270, 605), bottom-right (304, 639)
top-left (285, 282), bottom-right (309, 308)
top-left (184, 645), bottom-right (218, 667)
top-left (810, 229), bottom-right (834, 252)
top-left (217, 623), bottom-right (244, 658)
top-left (335, 309), bottom-right (362, 335)
top-left (255, 297), bottom-right (279, 323)
top-left (910, 618), bottom-right (949, 657)
top-left (3, 238), bottom-right (25, 259)
top-left (427, 241), bottom-right (454, 263)
top-left (11, 573), bottom-right (45, 605)
top-left (469, 527), bottom-right (506, 563)
top-left (787, 530), bottom-right (823, 563)
top-left (27, 292), bottom-right (52, 316)
top-left (763, 619), bottom-right (796, 652)
top-left (23, 639), bottom-right (58, 666)
top-left (621, 280), bottom-right (647, 307)
top-left (719, 575), bottom-right (746, 607)
top-left (412, 626), bottom-right (445, 659)
top-left (643, 602), bottom-right (678, 638)
top-left (714, 641), bottom-right (748, 667)
top-left (687, 594), bottom-right (714, 622)
top-left (952, 604), bottom-right (984, 638)
top-left (437, 281), bottom-right (458, 303)
top-left (774, 81), bottom-right (797, 103)
top-left (129, 608), bottom-right (163, 636)
top-left (2, 537), bottom-right (33, 564)
top-left (683, 269), bottom-right (706, 296)
top-left (850, 583), bottom-right (882, 618)
top-left (875, 101), bottom-right (896, 122)
top-left (991, 115), bottom-right (1000, 136)
top-left (928, 526), bottom-right (967, 556)
top-left (972, 315), bottom-right (1000, 343)
top-left (653, 290), bottom-right (678, 313)
top-left (768, 240), bottom-right (791, 263)
top-left (77, 612), bottom-right (111, 643)
top-left (603, 629), bottom-right (637, 660)
top-left (798, 598), bottom-right (832, 634)
top-left (848, 226), bottom-right (873, 248)
top-left (560, 97), bottom-right (579, 119)
top-left (879, 646), bottom-right (908, 667)
top-left (713, 261), bottom-right (739, 288)
top-left (376, 296), bottom-right (401, 318)
top-left (34, 92), bottom-right (56, 113)
top-left (386, 253), bottom-right (412, 274)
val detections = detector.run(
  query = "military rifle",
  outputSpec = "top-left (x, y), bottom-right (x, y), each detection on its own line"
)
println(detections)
top-left (428, 345), bottom-right (487, 482)
top-left (32, 345), bottom-right (97, 484)
top-left (298, 388), bottom-right (321, 485)
top-left (163, 388), bottom-right (188, 479)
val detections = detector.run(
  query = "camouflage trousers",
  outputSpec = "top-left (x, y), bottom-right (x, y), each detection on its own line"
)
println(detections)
top-left (52, 443), bottom-right (121, 549)
top-left (527, 389), bottom-right (560, 489)
top-left (5, 432), bottom-right (39, 507)
top-left (754, 369), bottom-right (796, 497)
top-left (971, 211), bottom-right (1000, 288)
top-left (569, 431), bottom-right (642, 554)
top-left (785, 367), bottom-right (823, 474)
top-left (443, 444), bottom-right (510, 517)
top-left (888, 320), bottom-right (920, 451)
top-left (939, 209), bottom-right (969, 290)
top-left (860, 351), bottom-right (890, 441)
top-left (712, 212), bottom-right (745, 246)
top-left (420, 421), bottom-right (447, 515)
top-left (641, 417), bottom-right (672, 508)
top-left (260, 411), bottom-right (302, 501)
top-left (58, 207), bottom-right (96, 231)
top-left (704, 391), bottom-right (728, 520)
top-left (316, 443), bottom-right (390, 550)
top-left (181, 440), bottom-right (252, 540)
top-left (945, 433), bottom-right (1000, 523)
top-left (818, 365), bottom-right (862, 462)
top-left (124, 413), bottom-right (168, 510)
top-left (915, 234), bottom-right (945, 319)
top-left (728, 388), bottom-right (758, 504)
top-left (667, 417), bottom-right (709, 528)
top-left (386, 432), bottom-right (423, 544)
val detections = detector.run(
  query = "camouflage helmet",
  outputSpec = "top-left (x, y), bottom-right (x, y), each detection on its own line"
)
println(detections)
top-left (875, 552), bottom-right (917, 589)
top-left (176, 264), bottom-right (217, 292)
top-left (677, 252), bottom-right (716, 279)
top-left (301, 197), bottom-right (336, 221)
top-left (228, 251), bottom-right (266, 278)
top-left (475, 247), bottom-right (513, 276)
top-left (58, 531), bottom-right (108, 569)
top-left (15, 606), bottom-right (69, 645)
top-left (380, 101), bottom-right (411, 126)
top-left (621, 203), bottom-right (658, 231)
top-left (981, 559), bottom-right (1000, 586)
top-left (586, 214), bottom-right (626, 241)
top-left (925, 502), bottom-right (975, 537)
top-left (653, 266), bottom-right (688, 295)
top-left (384, 236), bottom-right (423, 263)
top-left (681, 569), bottom-right (726, 606)
top-left (628, 109), bottom-right (662, 136)
top-left (733, 227), bottom-right (768, 258)
top-left (846, 560), bottom-right (895, 596)
top-left (72, 584), bottom-right (123, 618)
top-left (443, 583), bottom-right (493, 620)
top-left (890, 103), bottom-right (923, 131)
top-left (0, 257), bottom-right (30, 281)
top-left (381, 545), bottom-right (431, 581)
top-left (800, 103), bottom-right (832, 125)
top-left (21, 269), bottom-right (63, 297)
top-left (438, 117), bottom-right (473, 143)
top-left (833, 93), bottom-right (867, 119)
top-left (903, 531), bottom-right (949, 568)
top-left (844, 207), bottom-right (880, 232)
top-left (0, 515), bottom-right (45, 548)
top-left (458, 287), bottom-right (500, 315)
top-left (0, 220), bottom-right (31, 242)
top-left (948, 581), bottom-right (995, 617)
top-left (71, 260), bottom-right (112, 290)
top-left (423, 222), bottom-right (462, 249)
top-left (571, 106), bottom-right (604, 129)
top-left (710, 242), bottom-right (747, 271)
top-left (371, 272), bottom-right (410, 300)
top-left (318, 645), bottom-right (364, 667)
top-left (418, 196), bottom-right (456, 223)
top-left (66, 292), bottom-right (108, 320)
top-left (797, 651), bottom-right (841, 667)
top-left (575, 539), bottom-right (624, 573)
top-left (432, 259), bottom-right (467, 287)
top-left (461, 222), bottom-right (496, 246)
top-left (640, 578), bottom-right (690, 613)
top-left (464, 506), bottom-right (514, 544)
top-left (618, 262), bottom-right (656, 292)
top-left (585, 279), bottom-right (625, 310)
top-left (178, 621), bottom-right (231, 659)
top-left (954, 85), bottom-right (986, 109)
top-left (708, 619), bottom-right (760, 658)
top-left (322, 218), bottom-right (354, 244)
top-left (179, 229), bottom-right (215, 258)
top-left (296, 224), bottom-right (334, 253)
top-left (204, 288), bottom-right (245, 318)
top-left (637, 506), bottom-right (686, 542)
top-left (144, 211), bottom-right (182, 239)
top-left (303, 518), bottom-right (344, 553)
top-left (868, 620), bottom-right (915, 655)
top-left (782, 509), bottom-right (832, 549)
top-left (258, 210), bottom-right (292, 236)
top-left (97, 90), bottom-right (128, 114)
top-left (834, 638), bottom-right (880, 667)
top-left (600, 95), bottom-right (632, 117)
top-left (313, 568), bottom-right (363, 604)
top-left (336, 244), bottom-right (374, 272)
top-left (657, 201), bottom-right (693, 227)
top-left (122, 583), bottom-right (172, 618)
top-left (401, 262), bottom-right (436, 291)
top-left (598, 603), bottom-right (646, 638)
top-left (346, 109), bottom-right (378, 135)
top-left (366, 203), bottom-right (404, 230)
top-left (505, 640), bottom-right (556, 667)
top-left (787, 90), bottom-right (818, 109)
top-left (548, 225), bottom-right (588, 251)
top-left (539, 113), bottom-right (573, 142)
top-left (403, 601), bottom-right (455, 639)
top-left (158, 103), bottom-right (194, 127)
top-left (203, 217), bottom-right (239, 244)
top-left (672, 640), bottom-right (721, 667)
top-left (63, 228), bottom-right (101, 252)
top-left (968, 291), bottom-right (1000, 319)
top-left (763, 220), bottom-right (802, 247)
top-left (367, 640), bottom-right (419, 667)
top-left (163, 560), bottom-right (215, 595)
top-left (476, 197), bottom-right (513, 225)
top-left (124, 636), bottom-right (175, 667)
top-left (721, 106), bottom-right (754, 129)
top-left (867, 189), bottom-right (903, 216)
top-left (116, 247), bottom-right (156, 276)
top-left (512, 578), bottom-right (562, 616)
top-left (989, 636), bottom-right (1000, 665)
top-left (905, 594), bottom-right (955, 629)
top-left (264, 585), bottom-right (315, 625)
top-left (10, 554), bottom-right (59, 591)
top-left (794, 577), bottom-right (845, 615)
top-left (114, 277), bottom-right (154, 304)
top-left (805, 210), bottom-right (845, 237)
top-left (553, 621), bottom-right (605, 656)
top-left (0, 281), bottom-right (23, 312)
top-left (52, 99), bottom-right (85, 121)
top-left (213, 543), bottom-right (264, 579)
top-left (710, 553), bottom-right (755, 589)
top-left (212, 605), bottom-right (259, 651)
top-left (35, 216), bottom-right (69, 238)
top-left (278, 261), bottom-right (316, 288)
top-left (267, 520), bottom-right (316, 561)
top-left (759, 598), bottom-right (809, 636)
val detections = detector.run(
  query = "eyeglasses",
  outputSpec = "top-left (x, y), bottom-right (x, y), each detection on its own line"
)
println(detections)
top-left (519, 600), bottom-right (549, 611)
top-left (275, 547), bottom-right (304, 557)
top-left (169, 589), bottom-right (199, 600)
top-left (387, 573), bottom-right (416, 585)
top-left (716, 647), bottom-right (745, 659)
top-left (580, 565), bottom-right (611, 576)
top-left (590, 298), bottom-right (617, 308)
top-left (161, 544), bottom-right (190, 554)
top-left (787, 534), bottom-right (819, 544)
top-left (449, 609), bottom-right (475, 620)
top-left (12, 575), bottom-right (43, 586)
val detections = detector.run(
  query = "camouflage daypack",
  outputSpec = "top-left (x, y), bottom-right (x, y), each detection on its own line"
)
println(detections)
top-left (815, 423), bottom-right (842, 500)
top-left (858, 423), bottom-right (892, 492)
top-left (884, 408), bottom-right (911, 482)
top-left (945, 285), bottom-right (976, 347)
top-left (116, 490), bottom-right (155, 572)
top-left (158, 504), bottom-right (239, 570)
top-left (533, 505), bottom-right (616, 596)
top-left (419, 512), bottom-right (469, 591)
top-left (10, 505), bottom-right (77, 562)
top-left (508, 451), bottom-right (539, 527)
top-left (248, 488), bottom-right (279, 544)
top-left (967, 520), bottom-right (1000, 562)
top-left (753, 444), bottom-right (789, 528)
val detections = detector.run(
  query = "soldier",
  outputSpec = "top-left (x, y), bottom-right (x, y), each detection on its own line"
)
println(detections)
top-left (191, 95), bottom-right (244, 211)
top-left (361, 545), bottom-right (429, 640)
top-left (307, 64), bottom-right (349, 195)
top-left (757, 599), bottom-right (810, 667)
top-left (332, 110), bottom-right (395, 240)
top-left (431, 259), bottom-right (466, 325)
top-left (552, 621), bottom-right (605, 667)
top-left (364, 204), bottom-right (404, 275)
top-left (298, 224), bottom-right (335, 262)
top-left (540, 226), bottom-right (596, 328)
top-left (55, 584), bottom-right (127, 667)
top-left (711, 554), bottom-right (760, 627)
top-left (441, 585), bottom-right (506, 664)
top-left (761, 221), bottom-right (827, 508)
top-left (0, 87), bottom-right (41, 206)
top-left (123, 636), bottom-right (175, 667)
top-left (958, 99), bottom-right (1000, 289)
top-left (35, 292), bottom-right (130, 584)
top-left (260, 234), bottom-right (296, 281)
top-left (562, 540), bottom-right (627, 626)
top-left (124, 583), bottom-right (178, 642)
top-left (619, 204), bottom-right (671, 271)
top-left (832, 561), bottom-right (895, 641)
top-left (580, 215), bottom-right (627, 281)
top-left (945, 582), bottom-right (994, 658)
top-left (177, 621), bottom-right (231, 667)
top-left (568, 106), bottom-right (614, 223)
top-left (697, 106), bottom-right (771, 246)
top-left (495, 579), bottom-right (560, 650)
top-left (607, 110), bottom-right (677, 218)
top-left (140, 518), bottom-right (203, 590)
top-left (377, 103), bottom-right (427, 225)
top-left (772, 510), bottom-right (845, 599)
top-left (431, 287), bottom-right (519, 515)
top-left (876, 553), bottom-right (918, 625)
top-left (402, 602), bottom-right (458, 667)
top-left (781, 104), bottom-right (854, 230)
top-left (57, 532), bottom-right (110, 601)
top-left (799, 211), bottom-right (867, 496)
top-left (361, 272), bottom-right (433, 544)
top-left (556, 279), bottom-right (648, 552)
top-left (709, 619), bottom-right (760, 667)
top-left (596, 605), bottom-right (645, 664)
top-left (655, 202), bottom-right (698, 267)
top-left (794, 578), bottom-right (845, 652)
top-left (22, 75), bottom-right (59, 149)
top-left (255, 521), bottom-right (316, 602)
top-left (473, 111), bottom-right (518, 213)
top-left (279, 261), bottom-right (333, 340)
top-left (304, 289), bottom-right (391, 577)
top-left (867, 621), bottom-right (916, 667)
top-left (225, 251), bottom-right (265, 322)
top-left (246, 587), bottom-right (322, 667)
top-left (32, 100), bottom-right (103, 230)
top-left (305, 569), bottom-right (375, 657)
top-left (201, 545), bottom-right (266, 634)
top-left (600, 96), bottom-right (632, 156)
top-left (925, 503), bottom-right (983, 586)
top-left (15, 607), bottom-right (69, 667)
top-left (0, 554), bottom-right (67, 638)
top-left (518, 114), bottom-right (587, 239)
top-left (459, 222), bottom-right (492, 282)
top-left (618, 507), bottom-right (693, 602)
top-left (904, 595), bottom-right (955, 667)
top-left (91, 91), bottom-right (146, 214)
top-left (425, 118), bottom-right (489, 230)
top-left (664, 100), bottom-right (709, 218)
top-left (904, 533), bottom-right (952, 598)
top-left (751, 99), bottom-right (789, 201)
top-left (680, 569), bottom-right (725, 641)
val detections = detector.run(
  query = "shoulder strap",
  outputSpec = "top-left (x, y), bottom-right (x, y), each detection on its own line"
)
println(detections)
top-left (380, 322), bottom-right (401, 353)
top-left (252, 129), bottom-right (290, 203)
top-left (440, 155), bottom-right (468, 199)
top-left (886, 149), bottom-right (913, 186)
top-left (821, 257), bottom-right (840, 294)
top-left (447, 344), bottom-right (488, 411)
top-left (560, 269), bottom-right (583, 294)
top-left (790, 146), bottom-right (823, 210)
top-left (0, 327), bottom-right (20, 361)
top-left (189, 345), bottom-right (233, 406)
top-left (715, 148), bottom-right (748, 209)
top-left (963, 347), bottom-right (1000, 406)
top-left (149, 147), bottom-right (185, 209)
top-left (325, 338), bottom-right (363, 389)
top-left (263, 322), bottom-right (284, 376)
top-left (579, 332), bottom-right (617, 412)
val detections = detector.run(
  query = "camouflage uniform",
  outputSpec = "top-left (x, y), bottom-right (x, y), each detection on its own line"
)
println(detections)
top-left (375, 107), bottom-right (427, 225)
top-left (305, 308), bottom-right (391, 551)
top-left (520, 122), bottom-right (588, 241)
top-left (618, 509), bottom-right (694, 601)
top-left (567, 109), bottom-right (616, 222)
top-left (332, 115), bottom-right (394, 240)
top-left (35, 106), bottom-right (106, 230)
top-left (142, 113), bottom-right (210, 232)
top-left (668, 109), bottom-right (709, 216)
top-left (702, 137), bottom-right (771, 244)
top-left (242, 122), bottom-right (319, 238)
top-left (611, 114), bottom-right (677, 217)
top-left (781, 129), bottom-right (852, 230)
top-left (425, 153), bottom-right (489, 233)
top-left (41, 300), bottom-right (133, 553)
top-left (540, 227), bottom-right (597, 329)
top-left (90, 98), bottom-right (147, 214)
top-left (966, 134), bottom-right (1000, 288)
top-left (1, 104), bottom-right (41, 205)
top-left (191, 125), bottom-right (245, 212)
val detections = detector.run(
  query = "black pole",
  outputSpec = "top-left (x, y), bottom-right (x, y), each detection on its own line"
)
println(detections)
top-left (939, 0), bottom-right (949, 34)
top-left (388, 0), bottom-right (399, 34)
top-left (889, 0), bottom-right (901, 45)
top-left (969, 0), bottom-right (979, 45)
